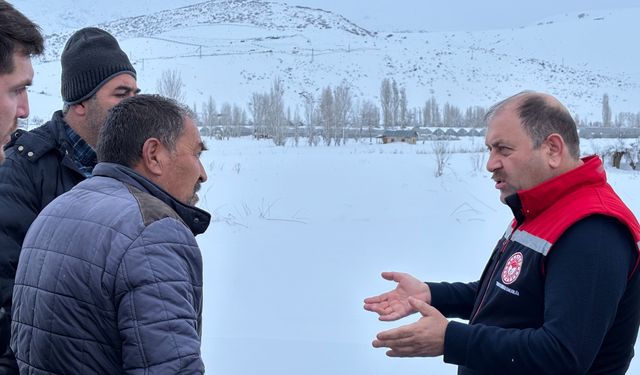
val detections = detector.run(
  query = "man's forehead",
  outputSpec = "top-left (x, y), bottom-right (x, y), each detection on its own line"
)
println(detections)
top-left (183, 118), bottom-right (204, 144)
top-left (1, 54), bottom-right (33, 86)
top-left (103, 73), bottom-right (137, 90)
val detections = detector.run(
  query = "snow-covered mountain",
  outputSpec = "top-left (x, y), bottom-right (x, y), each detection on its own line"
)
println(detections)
top-left (16, 0), bottom-right (640, 123)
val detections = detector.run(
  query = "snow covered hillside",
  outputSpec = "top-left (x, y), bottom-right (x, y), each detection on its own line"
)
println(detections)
top-left (15, 1), bottom-right (640, 123)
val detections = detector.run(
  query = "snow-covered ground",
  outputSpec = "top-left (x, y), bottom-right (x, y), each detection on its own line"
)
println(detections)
top-left (195, 136), bottom-right (640, 374)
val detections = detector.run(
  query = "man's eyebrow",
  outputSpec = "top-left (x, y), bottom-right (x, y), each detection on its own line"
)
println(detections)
top-left (114, 86), bottom-right (139, 93)
top-left (487, 139), bottom-right (507, 147)
top-left (12, 78), bottom-right (32, 90)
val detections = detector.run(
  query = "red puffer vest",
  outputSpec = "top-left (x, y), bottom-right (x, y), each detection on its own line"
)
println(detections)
top-left (470, 155), bottom-right (640, 325)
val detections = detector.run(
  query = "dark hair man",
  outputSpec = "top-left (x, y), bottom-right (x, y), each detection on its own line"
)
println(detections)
top-left (0, 0), bottom-right (43, 163)
top-left (0, 26), bottom-right (138, 372)
top-left (11, 94), bottom-right (209, 373)
top-left (0, 2), bottom-right (43, 371)
top-left (365, 91), bottom-right (640, 374)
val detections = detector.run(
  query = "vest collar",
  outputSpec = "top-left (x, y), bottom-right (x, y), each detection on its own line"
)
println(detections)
top-left (506, 155), bottom-right (606, 223)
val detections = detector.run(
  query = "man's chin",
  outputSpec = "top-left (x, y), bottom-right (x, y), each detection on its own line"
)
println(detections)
top-left (188, 194), bottom-right (199, 206)
top-left (499, 191), bottom-right (513, 204)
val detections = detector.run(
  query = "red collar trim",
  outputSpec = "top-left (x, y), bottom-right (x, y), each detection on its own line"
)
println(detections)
top-left (517, 155), bottom-right (606, 220)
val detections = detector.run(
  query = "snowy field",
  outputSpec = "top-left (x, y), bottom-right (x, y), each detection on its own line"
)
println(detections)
top-left (194, 136), bottom-right (640, 374)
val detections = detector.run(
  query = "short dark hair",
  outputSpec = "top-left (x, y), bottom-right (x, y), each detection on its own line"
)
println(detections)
top-left (486, 91), bottom-right (580, 159)
top-left (96, 94), bottom-right (193, 167)
top-left (0, 1), bottom-right (44, 74)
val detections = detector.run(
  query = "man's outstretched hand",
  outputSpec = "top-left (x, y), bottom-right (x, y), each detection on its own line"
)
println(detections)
top-left (372, 297), bottom-right (448, 357)
top-left (363, 272), bottom-right (431, 321)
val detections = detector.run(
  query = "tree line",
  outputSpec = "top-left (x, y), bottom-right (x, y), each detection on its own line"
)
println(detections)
top-left (155, 69), bottom-right (640, 146)
top-left (188, 77), bottom-right (489, 146)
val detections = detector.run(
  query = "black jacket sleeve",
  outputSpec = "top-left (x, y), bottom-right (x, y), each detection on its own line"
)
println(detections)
top-left (0, 153), bottom-right (41, 372)
top-left (443, 215), bottom-right (638, 374)
top-left (0, 151), bottom-right (41, 374)
top-left (428, 281), bottom-right (479, 320)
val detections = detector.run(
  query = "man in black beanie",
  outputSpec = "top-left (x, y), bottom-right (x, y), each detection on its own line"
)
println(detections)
top-left (0, 26), bottom-right (138, 372)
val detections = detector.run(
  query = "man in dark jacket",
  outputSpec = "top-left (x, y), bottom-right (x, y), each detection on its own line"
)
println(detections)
top-left (0, 26), bottom-right (137, 372)
top-left (364, 91), bottom-right (640, 374)
top-left (0, 3), bottom-right (44, 372)
top-left (11, 94), bottom-right (209, 373)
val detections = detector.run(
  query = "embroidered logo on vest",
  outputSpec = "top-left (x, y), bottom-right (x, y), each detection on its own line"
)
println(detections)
top-left (501, 252), bottom-right (523, 285)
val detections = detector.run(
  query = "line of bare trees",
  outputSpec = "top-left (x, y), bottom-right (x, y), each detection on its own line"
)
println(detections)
top-left (154, 69), bottom-right (640, 147)
top-left (193, 77), bottom-right (492, 146)
top-left (597, 93), bottom-right (640, 128)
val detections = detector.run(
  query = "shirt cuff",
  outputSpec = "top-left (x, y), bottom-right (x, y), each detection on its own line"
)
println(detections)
top-left (443, 320), bottom-right (470, 367)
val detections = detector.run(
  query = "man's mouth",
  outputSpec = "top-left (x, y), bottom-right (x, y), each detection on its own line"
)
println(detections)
top-left (190, 183), bottom-right (202, 205)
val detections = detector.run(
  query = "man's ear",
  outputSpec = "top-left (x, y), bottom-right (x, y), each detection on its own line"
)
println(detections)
top-left (69, 102), bottom-right (87, 117)
top-left (140, 138), bottom-right (165, 176)
top-left (544, 133), bottom-right (565, 168)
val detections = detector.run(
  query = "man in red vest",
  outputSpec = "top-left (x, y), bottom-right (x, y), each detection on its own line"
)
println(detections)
top-left (365, 91), bottom-right (640, 374)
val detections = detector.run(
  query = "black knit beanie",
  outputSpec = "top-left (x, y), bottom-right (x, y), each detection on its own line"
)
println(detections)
top-left (61, 27), bottom-right (136, 104)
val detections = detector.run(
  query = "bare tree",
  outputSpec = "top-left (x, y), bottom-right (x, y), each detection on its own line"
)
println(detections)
top-left (602, 93), bottom-right (611, 128)
top-left (156, 69), bottom-right (185, 103)
top-left (464, 106), bottom-right (487, 128)
top-left (302, 93), bottom-right (318, 146)
top-left (267, 78), bottom-right (286, 146)
top-left (231, 104), bottom-right (246, 137)
top-left (360, 100), bottom-right (380, 143)
top-left (292, 106), bottom-right (302, 146)
top-left (616, 112), bottom-right (640, 128)
top-left (249, 93), bottom-right (269, 139)
top-left (201, 96), bottom-right (217, 136)
top-left (399, 87), bottom-right (408, 129)
top-left (380, 78), bottom-right (392, 129)
top-left (320, 86), bottom-right (334, 145)
top-left (432, 140), bottom-right (451, 177)
top-left (220, 103), bottom-right (232, 140)
top-left (423, 96), bottom-right (440, 127)
top-left (443, 102), bottom-right (463, 127)
top-left (391, 79), bottom-right (399, 127)
top-left (468, 138), bottom-right (486, 174)
top-left (333, 81), bottom-right (352, 145)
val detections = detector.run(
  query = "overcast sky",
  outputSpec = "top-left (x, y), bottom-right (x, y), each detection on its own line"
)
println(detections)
top-left (291, 0), bottom-right (640, 31)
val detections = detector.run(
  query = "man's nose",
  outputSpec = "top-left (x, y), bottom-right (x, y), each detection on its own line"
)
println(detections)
top-left (16, 92), bottom-right (30, 119)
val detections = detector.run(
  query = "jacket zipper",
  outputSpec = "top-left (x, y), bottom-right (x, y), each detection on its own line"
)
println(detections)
top-left (469, 231), bottom-right (514, 323)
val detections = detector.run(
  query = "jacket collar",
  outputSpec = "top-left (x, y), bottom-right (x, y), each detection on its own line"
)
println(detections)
top-left (92, 162), bottom-right (211, 235)
top-left (506, 155), bottom-right (606, 224)
top-left (8, 111), bottom-right (71, 157)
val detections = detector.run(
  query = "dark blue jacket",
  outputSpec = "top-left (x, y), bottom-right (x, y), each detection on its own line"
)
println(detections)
top-left (432, 216), bottom-right (639, 375)
top-left (429, 158), bottom-right (640, 374)
top-left (11, 162), bottom-right (210, 374)
top-left (0, 111), bottom-right (84, 372)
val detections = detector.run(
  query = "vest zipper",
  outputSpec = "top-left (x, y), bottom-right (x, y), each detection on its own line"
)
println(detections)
top-left (469, 230), bottom-right (515, 323)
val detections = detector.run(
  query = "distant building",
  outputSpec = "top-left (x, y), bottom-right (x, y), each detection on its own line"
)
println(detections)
top-left (579, 127), bottom-right (640, 139)
top-left (467, 128), bottom-right (485, 137)
top-left (380, 130), bottom-right (418, 144)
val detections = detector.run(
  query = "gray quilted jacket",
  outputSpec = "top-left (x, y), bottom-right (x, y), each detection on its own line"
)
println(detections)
top-left (11, 162), bottom-right (210, 374)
